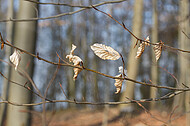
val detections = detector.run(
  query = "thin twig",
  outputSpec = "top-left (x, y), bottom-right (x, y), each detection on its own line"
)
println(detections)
top-left (158, 65), bottom-right (179, 87)
top-left (0, 39), bottom-right (189, 91)
top-left (0, 90), bottom-right (186, 106)
top-left (0, 0), bottom-right (127, 22)
top-left (42, 58), bottom-right (60, 126)
top-left (25, 0), bottom-right (126, 8)
top-left (0, 60), bottom-right (51, 101)
top-left (126, 97), bottom-right (167, 125)
top-left (92, 6), bottom-right (190, 53)
top-left (182, 31), bottom-right (190, 39)
top-left (59, 82), bottom-right (68, 99)
top-left (168, 106), bottom-right (178, 124)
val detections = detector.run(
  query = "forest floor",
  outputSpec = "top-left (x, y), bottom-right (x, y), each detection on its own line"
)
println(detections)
top-left (32, 107), bottom-right (186, 126)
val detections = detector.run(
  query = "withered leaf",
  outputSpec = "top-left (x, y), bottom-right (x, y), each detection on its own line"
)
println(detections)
top-left (10, 49), bottom-right (21, 70)
top-left (73, 65), bottom-right (82, 80)
top-left (114, 74), bottom-right (123, 94)
top-left (136, 42), bottom-right (145, 58)
top-left (0, 33), bottom-right (4, 50)
top-left (66, 44), bottom-right (83, 80)
top-left (91, 43), bottom-right (120, 60)
top-left (136, 36), bottom-right (150, 58)
top-left (153, 42), bottom-right (163, 62)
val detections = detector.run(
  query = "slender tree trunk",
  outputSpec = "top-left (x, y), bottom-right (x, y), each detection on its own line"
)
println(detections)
top-left (81, 0), bottom-right (88, 102)
top-left (6, 0), bottom-right (38, 126)
top-left (173, 1), bottom-right (190, 125)
top-left (150, 0), bottom-right (158, 110)
top-left (119, 0), bottom-right (144, 112)
top-left (66, 0), bottom-right (76, 108)
top-left (175, 0), bottom-right (189, 125)
top-left (0, 0), bottom-right (13, 125)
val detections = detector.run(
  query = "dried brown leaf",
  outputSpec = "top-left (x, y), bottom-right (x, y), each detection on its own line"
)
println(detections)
top-left (70, 44), bottom-right (76, 55)
top-left (0, 33), bottom-right (4, 50)
top-left (1, 42), bottom-right (4, 50)
top-left (73, 65), bottom-right (82, 80)
top-left (66, 44), bottom-right (83, 80)
top-left (10, 49), bottom-right (21, 70)
top-left (136, 36), bottom-right (150, 58)
top-left (136, 42), bottom-right (145, 58)
top-left (153, 42), bottom-right (163, 62)
top-left (114, 74), bottom-right (123, 94)
top-left (91, 43), bottom-right (120, 60)
top-left (144, 36), bottom-right (150, 46)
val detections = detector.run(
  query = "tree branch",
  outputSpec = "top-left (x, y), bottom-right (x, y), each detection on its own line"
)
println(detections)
top-left (0, 0), bottom-right (127, 22)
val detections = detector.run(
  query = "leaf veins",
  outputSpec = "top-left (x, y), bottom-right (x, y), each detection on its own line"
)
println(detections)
top-left (91, 43), bottom-right (120, 60)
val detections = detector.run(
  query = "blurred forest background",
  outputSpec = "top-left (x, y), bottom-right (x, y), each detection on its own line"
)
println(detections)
top-left (0, 0), bottom-right (189, 126)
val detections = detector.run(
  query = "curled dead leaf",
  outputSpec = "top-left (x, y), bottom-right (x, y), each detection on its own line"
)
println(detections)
top-left (10, 49), bottom-right (21, 70)
top-left (66, 44), bottom-right (83, 80)
top-left (114, 74), bottom-right (123, 94)
top-left (136, 42), bottom-right (145, 58)
top-left (153, 41), bottom-right (163, 62)
top-left (136, 36), bottom-right (150, 58)
top-left (91, 43), bottom-right (120, 60)
top-left (144, 36), bottom-right (150, 46)
top-left (73, 65), bottom-right (82, 80)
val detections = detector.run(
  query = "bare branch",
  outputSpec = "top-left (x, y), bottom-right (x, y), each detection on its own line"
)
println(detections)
top-left (182, 31), bottom-right (190, 39)
top-left (0, 60), bottom-right (51, 101)
top-left (25, 0), bottom-right (126, 8)
top-left (126, 97), bottom-right (167, 125)
top-left (59, 82), bottom-right (68, 99)
top-left (0, 0), bottom-right (127, 22)
top-left (0, 90), bottom-right (187, 106)
top-left (92, 6), bottom-right (190, 54)
top-left (0, 38), bottom-right (190, 91)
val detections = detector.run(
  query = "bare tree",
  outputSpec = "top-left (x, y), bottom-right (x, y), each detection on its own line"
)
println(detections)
top-left (173, 0), bottom-right (190, 125)
top-left (6, 0), bottom-right (38, 125)
top-left (150, 0), bottom-right (158, 110)
top-left (0, 0), bottom-right (14, 125)
top-left (173, 0), bottom-right (189, 110)
top-left (119, 0), bottom-right (144, 112)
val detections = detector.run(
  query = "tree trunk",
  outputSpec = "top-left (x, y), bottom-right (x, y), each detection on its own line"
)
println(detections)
top-left (66, 0), bottom-right (76, 108)
top-left (6, 0), bottom-right (38, 126)
top-left (0, 0), bottom-right (13, 125)
top-left (173, 0), bottom-right (189, 124)
top-left (150, 0), bottom-right (158, 110)
top-left (119, 0), bottom-right (143, 112)
top-left (176, 0), bottom-right (189, 125)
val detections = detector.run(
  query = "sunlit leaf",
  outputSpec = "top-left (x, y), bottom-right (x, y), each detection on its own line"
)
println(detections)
top-left (91, 43), bottom-right (120, 60)
top-left (118, 66), bottom-right (127, 76)
top-left (73, 65), bottom-right (82, 80)
top-left (66, 44), bottom-right (83, 80)
top-left (136, 43), bottom-right (145, 58)
top-left (70, 44), bottom-right (76, 55)
top-left (153, 42), bottom-right (163, 62)
top-left (113, 66), bottom-right (127, 94)
top-left (10, 49), bottom-right (21, 70)
top-left (114, 74), bottom-right (123, 94)
top-left (136, 36), bottom-right (150, 58)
